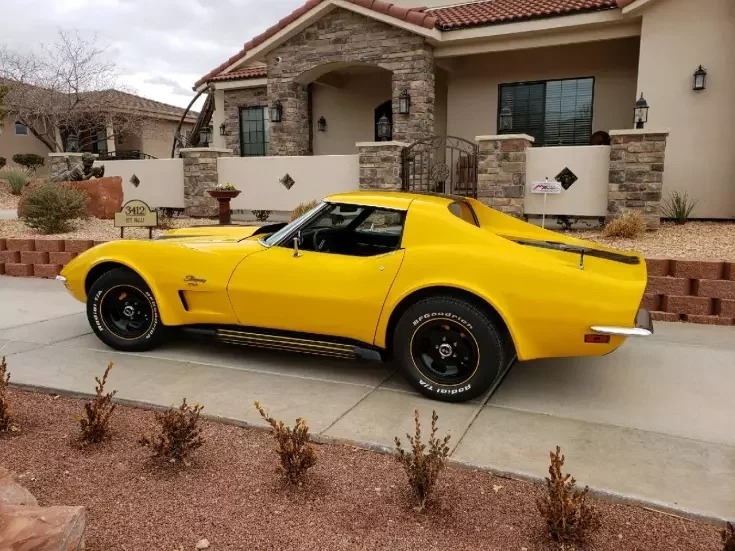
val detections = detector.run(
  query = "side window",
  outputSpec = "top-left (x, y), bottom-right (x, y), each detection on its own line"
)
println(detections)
top-left (356, 209), bottom-right (403, 233)
top-left (448, 201), bottom-right (479, 227)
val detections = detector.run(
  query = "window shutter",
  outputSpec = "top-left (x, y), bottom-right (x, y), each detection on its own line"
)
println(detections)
top-left (543, 78), bottom-right (593, 146)
top-left (499, 82), bottom-right (545, 144)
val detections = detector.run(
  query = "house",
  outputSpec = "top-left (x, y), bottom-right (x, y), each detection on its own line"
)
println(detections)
top-left (0, 82), bottom-right (198, 171)
top-left (192, 0), bottom-right (735, 220)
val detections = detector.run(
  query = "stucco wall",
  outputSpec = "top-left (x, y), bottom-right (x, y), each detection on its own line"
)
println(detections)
top-left (446, 37), bottom-right (640, 143)
top-left (139, 119), bottom-right (193, 159)
top-left (636, 0), bottom-right (735, 219)
top-left (92, 158), bottom-right (185, 208)
top-left (0, 119), bottom-right (52, 172)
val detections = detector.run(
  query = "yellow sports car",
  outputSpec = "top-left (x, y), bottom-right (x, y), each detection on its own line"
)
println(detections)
top-left (57, 191), bottom-right (653, 403)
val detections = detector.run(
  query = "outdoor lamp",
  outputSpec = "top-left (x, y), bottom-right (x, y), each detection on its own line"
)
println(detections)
top-left (66, 133), bottom-right (79, 152)
top-left (318, 116), bottom-right (327, 132)
top-left (219, 122), bottom-right (227, 136)
top-left (693, 65), bottom-right (707, 90)
top-left (376, 114), bottom-right (391, 141)
top-left (633, 93), bottom-right (649, 129)
top-left (398, 89), bottom-right (411, 115)
top-left (499, 105), bottom-right (513, 132)
top-left (199, 125), bottom-right (212, 144)
top-left (270, 100), bottom-right (283, 122)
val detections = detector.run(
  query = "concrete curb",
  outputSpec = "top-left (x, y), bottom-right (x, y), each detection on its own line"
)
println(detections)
top-left (9, 382), bottom-right (732, 528)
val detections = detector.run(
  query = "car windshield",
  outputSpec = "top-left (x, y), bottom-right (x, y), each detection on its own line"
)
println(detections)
top-left (261, 201), bottom-right (327, 247)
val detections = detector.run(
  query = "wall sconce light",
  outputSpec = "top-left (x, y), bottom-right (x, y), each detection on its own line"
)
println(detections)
top-left (219, 122), bottom-right (227, 136)
top-left (376, 114), bottom-right (392, 141)
top-left (317, 116), bottom-right (327, 132)
top-left (633, 93), bottom-right (649, 129)
top-left (270, 100), bottom-right (283, 123)
top-left (66, 133), bottom-right (79, 152)
top-left (398, 89), bottom-right (411, 115)
top-left (499, 105), bottom-right (513, 132)
top-left (693, 65), bottom-right (707, 91)
top-left (199, 125), bottom-right (212, 144)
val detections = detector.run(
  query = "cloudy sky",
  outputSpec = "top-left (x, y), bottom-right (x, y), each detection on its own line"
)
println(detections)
top-left (2, 0), bottom-right (304, 111)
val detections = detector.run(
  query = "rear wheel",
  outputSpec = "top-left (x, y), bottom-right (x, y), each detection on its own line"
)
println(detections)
top-left (87, 268), bottom-right (166, 352)
top-left (392, 296), bottom-right (508, 403)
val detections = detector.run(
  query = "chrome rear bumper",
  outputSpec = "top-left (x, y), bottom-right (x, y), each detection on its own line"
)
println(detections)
top-left (591, 308), bottom-right (654, 337)
top-left (55, 275), bottom-right (67, 283)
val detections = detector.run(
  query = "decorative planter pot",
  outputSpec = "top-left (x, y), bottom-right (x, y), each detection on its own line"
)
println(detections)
top-left (206, 189), bottom-right (241, 225)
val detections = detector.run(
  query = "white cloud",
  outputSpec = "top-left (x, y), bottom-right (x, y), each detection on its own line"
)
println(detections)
top-left (2, 0), bottom-right (303, 109)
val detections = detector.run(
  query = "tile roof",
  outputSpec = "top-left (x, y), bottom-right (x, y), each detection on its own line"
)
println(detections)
top-left (196, 0), bottom-right (626, 86)
top-left (207, 66), bottom-right (268, 82)
top-left (429, 0), bottom-right (620, 31)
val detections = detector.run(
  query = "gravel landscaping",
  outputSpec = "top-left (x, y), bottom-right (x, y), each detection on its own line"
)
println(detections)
top-left (0, 388), bottom-right (725, 551)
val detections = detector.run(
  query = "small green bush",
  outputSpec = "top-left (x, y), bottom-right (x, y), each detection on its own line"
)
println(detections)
top-left (252, 210), bottom-right (271, 222)
top-left (139, 398), bottom-right (205, 464)
top-left (21, 181), bottom-right (88, 234)
top-left (12, 153), bottom-right (45, 174)
top-left (662, 190), bottom-right (697, 225)
top-left (2, 169), bottom-right (29, 195)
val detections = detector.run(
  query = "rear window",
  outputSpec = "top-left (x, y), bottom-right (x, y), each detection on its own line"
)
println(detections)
top-left (448, 201), bottom-right (479, 227)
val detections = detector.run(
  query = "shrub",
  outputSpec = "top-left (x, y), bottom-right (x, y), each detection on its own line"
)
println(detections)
top-left (290, 200), bottom-right (320, 222)
top-left (139, 397), bottom-right (204, 464)
top-left (254, 401), bottom-right (317, 485)
top-left (12, 153), bottom-right (45, 174)
top-left (156, 207), bottom-right (175, 229)
top-left (0, 356), bottom-right (20, 433)
top-left (2, 169), bottom-right (29, 195)
top-left (602, 210), bottom-right (647, 239)
top-left (662, 190), bottom-right (697, 225)
top-left (394, 409), bottom-right (451, 511)
top-left (77, 361), bottom-right (117, 444)
top-left (21, 181), bottom-right (88, 234)
top-left (537, 446), bottom-right (601, 545)
top-left (0, 157), bottom-right (5, 170)
top-left (251, 210), bottom-right (271, 222)
top-left (723, 522), bottom-right (735, 551)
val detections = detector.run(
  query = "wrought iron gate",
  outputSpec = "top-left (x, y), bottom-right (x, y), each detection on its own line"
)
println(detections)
top-left (401, 136), bottom-right (478, 198)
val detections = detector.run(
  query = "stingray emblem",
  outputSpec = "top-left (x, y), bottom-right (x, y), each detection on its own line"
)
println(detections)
top-left (184, 275), bottom-right (207, 286)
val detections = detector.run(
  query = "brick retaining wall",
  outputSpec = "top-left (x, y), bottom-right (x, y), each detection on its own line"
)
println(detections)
top-left (2, 238), bottom-right (734, 326)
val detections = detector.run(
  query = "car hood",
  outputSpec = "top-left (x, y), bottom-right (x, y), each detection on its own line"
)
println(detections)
top-left (154, 225), bottom-right (265, 244)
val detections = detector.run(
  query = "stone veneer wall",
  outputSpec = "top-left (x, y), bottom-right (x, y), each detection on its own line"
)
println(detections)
top-left (357, 142), bottom-right (407, 190)
top-left (475, 134), bottom-right (534, 218)
top-left (608, 129), bottom-right (669, 229)
top-left (181, 148), bottom-right (232, 217)
top-left (266, 7), bottom-right (435, 156)
top-left (47, 152), bottom-right (94, 178)
top-left (222, 87), bottom-right (268, 156)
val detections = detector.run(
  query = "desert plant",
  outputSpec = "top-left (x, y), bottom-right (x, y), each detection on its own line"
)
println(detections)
top-left (537, 446), bottom-right (601, 545)
top-left (21, 181), bottom-right (88, 234)
top-left (723, 522), bottom-right (735, 551)
top-left (394, 409), bottom-right (451, 511)
top-left (0, 356), bottom-right (19, 433)
top-left (139, 397), bottom-right (204, 463)
top-left (251, 210), bottom-right (271, 222)
top-left (0, 157), bottom-right (5, 170)
top-left (290, 199), bottom-right (320, 222)
top-left (12, 153), bottom-right (45, 174)
top-left (254, 401), bottom-right (317, 485)
top-left (156, 207), bottom-right (176, 229)
top-left (662, 190), bottom-right (697, 225)
top-left (2, 169), bottom-right (29, 195)
top-left (602, 210), bottom-right (647, 239)
top-left (77, 361), bottom-right (117, 444)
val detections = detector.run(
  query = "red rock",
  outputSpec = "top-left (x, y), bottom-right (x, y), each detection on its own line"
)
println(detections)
top-left (17, 177), bottom-right (124, 220)
top-left (0, 467), bottom-right (38, 507)
top-left (0, 504), bottom-right (86, 551)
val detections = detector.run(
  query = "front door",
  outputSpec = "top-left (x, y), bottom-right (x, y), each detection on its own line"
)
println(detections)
top-left (227, 203), bottom-right (407, 345)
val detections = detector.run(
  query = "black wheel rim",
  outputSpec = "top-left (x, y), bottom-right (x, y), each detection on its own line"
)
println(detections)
top-left (100, 285), bottom-right (153, 339)
top-left (410, 319), bottom-right (479, 385)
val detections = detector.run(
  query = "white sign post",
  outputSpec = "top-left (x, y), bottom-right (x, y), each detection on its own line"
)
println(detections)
top-left (531, 177), bottom-right (563, 228)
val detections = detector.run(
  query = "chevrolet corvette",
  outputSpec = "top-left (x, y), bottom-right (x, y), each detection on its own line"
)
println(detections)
top-left (57, 191), bottom-right (653, 403)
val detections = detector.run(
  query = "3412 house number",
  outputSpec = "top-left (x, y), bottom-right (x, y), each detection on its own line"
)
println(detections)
top-left (125, 205), bottom-right (147, 216)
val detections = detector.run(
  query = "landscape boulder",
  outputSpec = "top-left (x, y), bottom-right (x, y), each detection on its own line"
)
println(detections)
top-left (17, 176), bottom-right (124, 220)
top-left (0, 467), bottom-right (37, 507)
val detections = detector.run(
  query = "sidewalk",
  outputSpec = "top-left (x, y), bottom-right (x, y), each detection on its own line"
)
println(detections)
top-left (1, 275), bottom-right (734, 522)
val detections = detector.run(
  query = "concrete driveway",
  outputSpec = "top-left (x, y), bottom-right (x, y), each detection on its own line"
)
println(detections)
top-left (1, 275), bottom-right (733, 522)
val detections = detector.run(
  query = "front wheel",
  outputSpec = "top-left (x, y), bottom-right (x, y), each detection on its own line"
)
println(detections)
top-left (392, 296), bottom-right (508, 403)
top-left (87, 268), bottom-right (166, 352)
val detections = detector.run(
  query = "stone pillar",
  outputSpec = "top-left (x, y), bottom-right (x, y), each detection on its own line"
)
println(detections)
top-left (475, 134), bottom-right (534, 218)
top-left (268, 79), bottom-right (310, 156)
top-left (180, 147), bottom-right (233, 217)
top-left (391, 44), bottom-right (435, 143)
top-left (608, 129), bottom-right (669, 229)
top-left (47, 152), bottom-right (97, 179)
top-left (356, 142), bottom-right (408, 190)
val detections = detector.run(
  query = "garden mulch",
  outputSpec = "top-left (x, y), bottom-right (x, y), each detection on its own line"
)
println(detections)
top-left (0, 388), bottom-right (725, 551)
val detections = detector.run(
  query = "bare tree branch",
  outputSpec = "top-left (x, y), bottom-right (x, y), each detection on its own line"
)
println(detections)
top-left (0, 29), bottom-right (148, 152)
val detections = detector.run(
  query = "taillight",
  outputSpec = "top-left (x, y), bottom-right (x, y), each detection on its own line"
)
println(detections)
top-left (585, 334), bottom-right (610, 344)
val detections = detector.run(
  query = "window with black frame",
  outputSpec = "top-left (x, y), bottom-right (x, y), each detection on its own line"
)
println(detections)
top-left (497, 77), bottom-right (594, 147)
top-left (239, 106), bottom-right (270, 156)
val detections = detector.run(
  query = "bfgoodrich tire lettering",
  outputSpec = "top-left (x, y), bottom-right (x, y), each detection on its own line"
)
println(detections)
top-left (87, 268), bottom-right (166, 352)
top-left (393, 296), bottom-right (507, 403)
